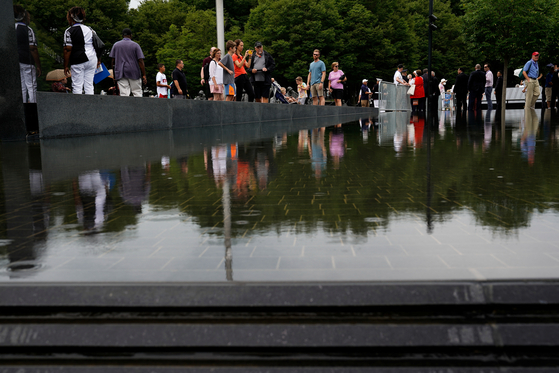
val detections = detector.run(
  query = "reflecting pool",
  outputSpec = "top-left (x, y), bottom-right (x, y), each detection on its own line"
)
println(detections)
top-left (2, 109), bottom-right (559, 282)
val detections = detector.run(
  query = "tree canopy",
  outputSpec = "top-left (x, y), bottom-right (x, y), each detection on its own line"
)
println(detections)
top-left (15, 0), bottom-right (559, 98)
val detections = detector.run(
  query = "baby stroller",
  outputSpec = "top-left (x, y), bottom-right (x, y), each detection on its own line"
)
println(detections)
top-left (270, 80), bottom-right (298, 104)
top-left (270, 80), bottom-right (288, 104)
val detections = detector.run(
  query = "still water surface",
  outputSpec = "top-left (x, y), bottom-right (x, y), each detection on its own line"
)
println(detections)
top-left (1, 109), bottom-right (559, 282)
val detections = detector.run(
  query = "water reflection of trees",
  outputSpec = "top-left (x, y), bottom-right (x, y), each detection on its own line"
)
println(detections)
top-left (168, 121), bottom-right (559, 237)
top-left (2, 120), bottom-right (559, 246)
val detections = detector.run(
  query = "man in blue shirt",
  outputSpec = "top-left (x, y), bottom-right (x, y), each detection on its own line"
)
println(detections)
top-left (522, 51), bottom-right (542, 109)
top-left (307, 49), bottom-right (326, 106)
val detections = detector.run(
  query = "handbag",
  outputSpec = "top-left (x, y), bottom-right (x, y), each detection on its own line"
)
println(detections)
top-left (89, 27), bottom-right (105, 57)
top-left (407, 85), bottom-right (416, 95)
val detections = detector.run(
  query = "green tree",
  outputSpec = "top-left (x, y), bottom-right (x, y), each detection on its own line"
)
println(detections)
top-left (408, 0), bottom-right (474, 81)
top-left (155, 7), bottom-right (216, 96)
top-left (462, 0), bottom-right (559, 121)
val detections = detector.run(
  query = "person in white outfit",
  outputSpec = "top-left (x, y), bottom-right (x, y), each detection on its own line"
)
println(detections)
top-left (63, 7), bottom-right (99, 95)
top-left (14, 5), bottom-right (42, 103)
top-left (209, 48), bottom-right (224, 101)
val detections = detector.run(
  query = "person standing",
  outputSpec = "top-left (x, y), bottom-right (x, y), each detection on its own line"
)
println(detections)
top-left (360, 79), bottom-right (373, 107)
top-left (155, 63), bottom-right (171, 98)
top-left (551, 64), bottom-right (559, 109)
top-left (218, 40), bottom-right (236, 101)
top-left (468, 64), bottom-right (486, 112)
top-left (109, 28), bottom-right (146, 97)
top-left (295, 76), bottom-right (308, 105)
top-left (545, 66), bottom-right (554, 109)
top-left (307, 49), bottom-right (326, 106)
top-left (522, 52), bottom-right (542, 110)
top-left (393, 64), bottom-right (409, 86)
top-left (411, 70), bottom-right (425, 113)
top-left (484, 63), bottom-right (493, 109)
top-left (454, 67), bottom-right (469, 112)
top-left (201, 47), bottom-right (216, 100)
top-left (63, 6), bottom-right (99, 95)
top-left (172, 59), bottom-right (188, 99)
top-left (14, 5), bottom-right (41, 103)
top-left (249, 42), bottom-right (275, 103)
top-left (233, 39), bottom-right (254, 102)
top-left (209, 50), bottom-right (223, 101)
top-left (494, 70), bottom-right (503, 109)
top-left (328, 62), bottom-right (346, 106)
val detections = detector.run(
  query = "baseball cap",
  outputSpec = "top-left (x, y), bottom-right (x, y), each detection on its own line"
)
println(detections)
top-left (254, 41), bottom-right (263, 48)
top-left (362, 79), bottom-right (368, 83)
top-left (533, 51), bottom-right (540, 56)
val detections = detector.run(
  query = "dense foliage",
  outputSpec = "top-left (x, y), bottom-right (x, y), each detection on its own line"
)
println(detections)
top-left (16, 0), bottom-right (559, 97)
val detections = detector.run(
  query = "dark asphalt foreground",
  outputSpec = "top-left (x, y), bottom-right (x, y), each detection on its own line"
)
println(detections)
top-left (0, 281), bottom-right (558, 371)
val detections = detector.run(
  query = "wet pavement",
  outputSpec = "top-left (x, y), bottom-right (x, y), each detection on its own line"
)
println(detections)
top-left (2, 108), bottom-right (559, 282)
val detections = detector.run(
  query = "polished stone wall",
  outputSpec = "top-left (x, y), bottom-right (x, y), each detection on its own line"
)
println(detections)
top-left (0, 0), bottom-right (26, 140)
top-left (37, 92), bottom-right (377, 139)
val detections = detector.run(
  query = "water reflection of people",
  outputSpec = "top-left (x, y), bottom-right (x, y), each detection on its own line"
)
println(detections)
top-left (483, 110), bottom-right (493, 151)
top-left (521, 108), bottom-right (539, 165)
top-left (74, 171), bottom-right (110, 232)
top-left (329, 125), bottom-right (345, 169)
top-left (410, 114), bottom-right (425, 149)
top-left (119, 165), bottom-right (151, 213)
top-left (359, 117), bottom-right (372, 144)
top-left (309, 127), bottom-right (327, 179)
top-left (298, 130), bottom-right (309, 155)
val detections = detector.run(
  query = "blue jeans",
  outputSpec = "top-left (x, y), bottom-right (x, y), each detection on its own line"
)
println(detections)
top-left (485, 87), bottom-right (493, 110)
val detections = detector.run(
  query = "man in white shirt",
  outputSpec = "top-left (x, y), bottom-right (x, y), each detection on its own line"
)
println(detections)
top-left (393, 64), bottom-right (409, 86)
top-left (155, 63), bottom-right (171, 98)
top-left (484, 63), bottom-right (494, 110)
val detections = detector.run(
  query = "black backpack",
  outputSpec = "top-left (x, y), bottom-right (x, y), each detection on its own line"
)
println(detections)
top-left (203, 61), bottom-right (211, 83)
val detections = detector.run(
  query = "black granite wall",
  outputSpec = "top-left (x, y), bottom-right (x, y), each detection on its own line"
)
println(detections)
top-left (36, 92), bottom-right (378, 139)
top-left (0, 0), bottom-right (26, 140)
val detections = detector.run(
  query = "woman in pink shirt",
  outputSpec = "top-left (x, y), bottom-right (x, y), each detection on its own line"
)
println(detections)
top-left (328, 62), bottom-right (347, 106)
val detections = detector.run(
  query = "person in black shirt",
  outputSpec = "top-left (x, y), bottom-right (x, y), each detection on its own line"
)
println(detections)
top-left (494, 71), bottom-right (503, 109)
top-left (14, 5), bottom-right (41, 103)
top-left (468, 64), bottom-right (486, 112)
top-left (63, 7), bottom-right (99, 95)
top-left (454, 67), bottom-right (469, 112)
top-left (551, 65), bottom-right (559, 109)
top-left (172, 59), bottom-right (188, 99)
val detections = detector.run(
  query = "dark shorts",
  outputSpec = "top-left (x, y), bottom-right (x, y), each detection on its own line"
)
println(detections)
top-left (253, 81), bottom-right (271, 99)
top-left (331, 89), bottom-right (343, 100)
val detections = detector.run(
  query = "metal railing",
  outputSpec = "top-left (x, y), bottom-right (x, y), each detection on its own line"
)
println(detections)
top-left (378, 80), bottom-right (412, 112)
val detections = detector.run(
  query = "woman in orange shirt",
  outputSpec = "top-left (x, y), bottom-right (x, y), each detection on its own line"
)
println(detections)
top-left (233, 39), bottom-right (255, 102)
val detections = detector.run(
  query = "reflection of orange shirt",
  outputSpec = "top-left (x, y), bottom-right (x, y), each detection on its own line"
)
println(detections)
top-left (233, 54), bottom-right (246, 78)
top-left (236, 161), bottom-right (251, 199)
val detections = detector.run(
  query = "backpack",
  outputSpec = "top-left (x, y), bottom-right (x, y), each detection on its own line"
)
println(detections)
top-left (203, 60), bottom-right (211, 83)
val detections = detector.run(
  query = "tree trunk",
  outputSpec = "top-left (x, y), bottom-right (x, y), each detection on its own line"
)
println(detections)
top-left (501, 58), bottom-right (508, 131)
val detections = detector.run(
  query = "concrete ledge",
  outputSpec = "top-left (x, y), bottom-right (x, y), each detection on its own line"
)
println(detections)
top-left (0, 369), bottom-right (556, 373)
top-left (0, 281), bottom-right (557, 308)
top-left (36, 92), bottom-right (377, 138)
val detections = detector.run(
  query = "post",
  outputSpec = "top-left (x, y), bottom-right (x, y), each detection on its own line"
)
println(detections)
top-left (0, 0), bottom-right (27, 140)
top-left (427, 0), bottom-right (434, 112)
top-left (216, 0), bottom-right (224, 53)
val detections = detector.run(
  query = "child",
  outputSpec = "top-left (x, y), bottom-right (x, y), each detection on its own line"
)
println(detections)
top-left (156, 63), bottom-right (171, 98)
top-left (296, 76), bottom-right (308, 105)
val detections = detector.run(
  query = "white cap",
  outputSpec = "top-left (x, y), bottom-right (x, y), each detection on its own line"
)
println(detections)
top-left (362, 79), bottom-right (368, 83)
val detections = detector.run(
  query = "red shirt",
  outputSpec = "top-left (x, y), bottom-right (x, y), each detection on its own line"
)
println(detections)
top-left (233, 53), bottom-right (246, 78)
top-left (411, 76), bottom-right (425, 99)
